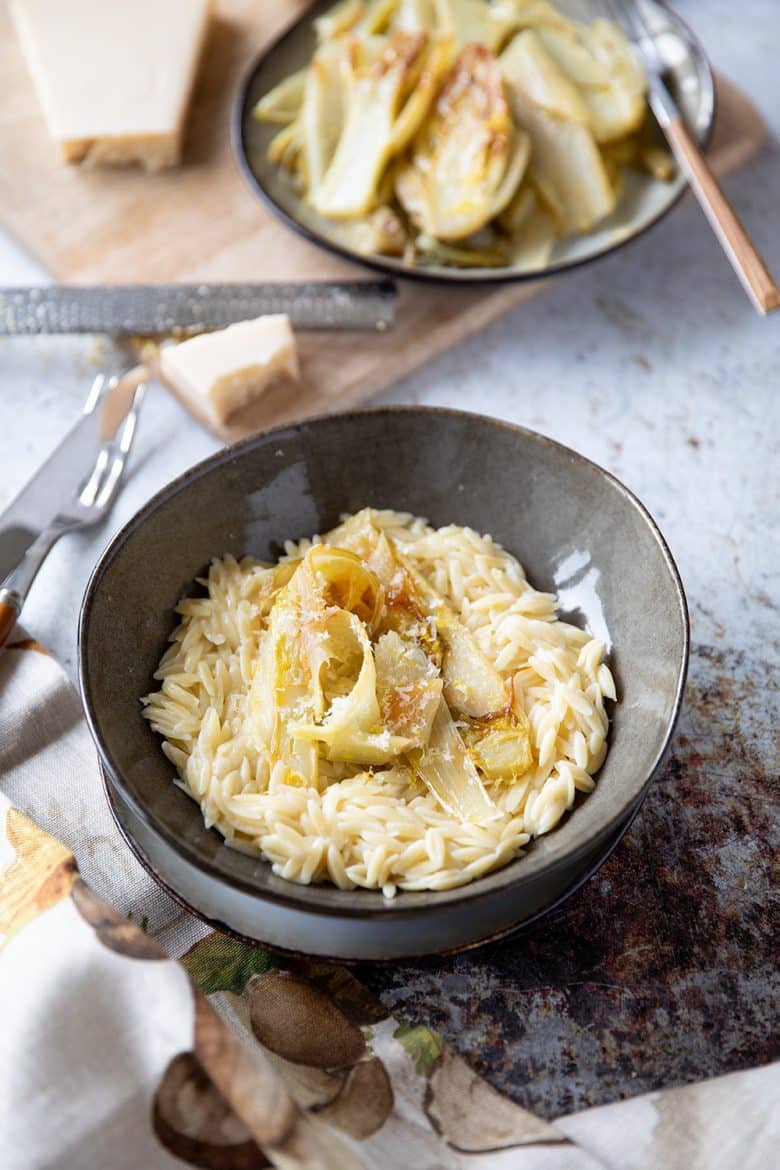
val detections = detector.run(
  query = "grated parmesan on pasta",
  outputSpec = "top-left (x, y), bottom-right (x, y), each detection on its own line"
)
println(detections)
top-left (142, 510), bottom-right (615, 896)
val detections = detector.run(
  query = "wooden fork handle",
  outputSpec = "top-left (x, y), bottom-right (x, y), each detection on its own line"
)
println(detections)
top-left (0, 599), bottom-right (20, 649)
top-left (665, 115), bottom-right (780, 316)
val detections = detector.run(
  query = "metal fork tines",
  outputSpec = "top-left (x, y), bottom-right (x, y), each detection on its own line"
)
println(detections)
top-left (0, 370), bottom-right (146, 646)
top-left (71, 379), bottom-right (144, 515)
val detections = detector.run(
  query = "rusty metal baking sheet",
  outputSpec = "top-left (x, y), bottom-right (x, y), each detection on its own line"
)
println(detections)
top-left (361, 638), bottom-right (780, 1116)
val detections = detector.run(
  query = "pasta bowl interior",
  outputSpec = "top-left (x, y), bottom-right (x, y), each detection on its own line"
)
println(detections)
top-left (234, 0), bottom-right (714, 283)
top-left (80, 409), bottom-right (688, 940)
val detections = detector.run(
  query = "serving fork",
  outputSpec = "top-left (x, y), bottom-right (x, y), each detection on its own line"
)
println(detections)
top-left (0, 369), bottom-right (147, 649)
top-left (604, 0), bottom-right (779, 315)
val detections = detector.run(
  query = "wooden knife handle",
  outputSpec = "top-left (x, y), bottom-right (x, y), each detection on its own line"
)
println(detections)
top-left (0, 600), bottom-right (19, 648)
top-left (666, 116), bottom-right (780, 316)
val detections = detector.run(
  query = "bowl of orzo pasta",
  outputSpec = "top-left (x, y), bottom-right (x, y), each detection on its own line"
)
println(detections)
top-left (80, 408), bottom-right (688, 959)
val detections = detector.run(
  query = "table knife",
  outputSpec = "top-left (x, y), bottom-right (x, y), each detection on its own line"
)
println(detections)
top-left (0, 281), bottom-right (397, 335)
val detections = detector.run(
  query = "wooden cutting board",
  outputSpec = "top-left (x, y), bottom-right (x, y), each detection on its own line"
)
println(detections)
top-left (0, 2), bottom-right (766, 440)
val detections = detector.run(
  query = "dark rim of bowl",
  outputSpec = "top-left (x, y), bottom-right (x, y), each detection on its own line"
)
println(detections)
top-left (230, 0), bottom-right (716, 287)
top-left (102, 757), bottom-right (646, 962)
top-left (79, 407), bottom-right (690, 917)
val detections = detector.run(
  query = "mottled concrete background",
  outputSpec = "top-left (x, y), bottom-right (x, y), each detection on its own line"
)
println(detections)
top-left (1, 0), bottom-right (778, 1118)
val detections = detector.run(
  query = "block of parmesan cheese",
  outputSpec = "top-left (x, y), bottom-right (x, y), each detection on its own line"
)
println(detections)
top-left (160, 316), bottom-right (300, 424)
top-left (10, 0), bottom-right (211, 170)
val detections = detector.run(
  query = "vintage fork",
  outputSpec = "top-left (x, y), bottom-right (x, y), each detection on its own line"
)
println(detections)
top-left (603, 0), bottom-right (779, 315)
top-left (0, 370), bottom-right (147, 648)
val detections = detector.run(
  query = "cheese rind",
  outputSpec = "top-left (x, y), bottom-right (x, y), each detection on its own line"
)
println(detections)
top-left (160, 316), bottom-right (300, 424)
top-left (10, 0), bottom-right (212, 170)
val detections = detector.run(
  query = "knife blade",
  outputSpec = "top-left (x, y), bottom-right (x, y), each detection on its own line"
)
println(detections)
top-left (0, 368), bottom-right (147, 579)
top-left (0, 281), bottom-right (397, 335)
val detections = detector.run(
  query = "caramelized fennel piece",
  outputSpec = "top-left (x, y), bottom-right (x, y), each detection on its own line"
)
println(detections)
top-left (434, 604), bottom-right (508, 717)
top-left (497, 182), bottom-right (537, 234)
top-left (357, 0), bottom-right (403, 36)
top-left (290, 608), bottom-right (415, 765)
top-left (314, 0), bottom-right (365, 41)
top-left (303, 545), bottom-right (385, 631)
top-left (390, 547), bottom-right (508, 718)
top-left (603, 123), bottom-right (674, 182)
top-left (534, 27), bottom-right (613, 90)
top-left (501, 0), bottom-right (578, 35)
top-left (302, 41), bottom-right (348, 198)
top-left (508, 202), bottom-right (557, 268)
top-left (320, 507), bottom-right (386, 558)
top-left (374, 629), bottom-right (443, 748)
top-left (394, 0), bottom-right (439, 33)
top-left (249, 559), bottom-right (301, 625)
top-left (462, 708), bottom-right (534, 782)
top-left (576, 19), bottom-right (646, 143)
top-left (396, 44), bottom-right (529, 241)
top-left (312, 31), bottom-right (451, 218)
top-left (436, 0), bottom-right (519, 53)
top-left (500, 30), bottom-right (591, 125)
top-left (328, 518), bottom-right (505, 717)
top-left (251, 546), bottom-right (388, 776)
top-left (338, 205), bottom-right (408, 256)
top-left (317, 515), bottom-right (508, 718)
top-left (253, 69), bottom-right (306, 124)
top-left (315, 0), bottom-right (400, 41)
top-left (414, 231), bottom-right (513, 268)
top-left (501, 30), bottom-right (618, 235)
top-left (641, 144), bottom-right (675, 181)
top-left (250, 565), bottom-right (320, 787)
top-left (501, 89), bottom-right (615, 234)
top-left (409, 699), bottom-right (497, 820)
top-left (534, 23), bottom-right (645, 144)
top-left (267, 120), bottom-right (303, 172)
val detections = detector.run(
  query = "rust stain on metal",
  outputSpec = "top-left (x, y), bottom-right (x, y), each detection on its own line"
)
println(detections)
top-left (361, 640), bottom-right (780, 1118)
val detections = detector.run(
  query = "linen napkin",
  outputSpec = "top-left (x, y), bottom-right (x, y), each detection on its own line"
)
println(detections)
top-left (1, 637), bottom-right (777, 1170)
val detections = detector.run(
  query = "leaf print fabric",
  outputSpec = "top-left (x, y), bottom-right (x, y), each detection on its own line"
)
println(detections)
top-left (0, 806), bottom-right (76, 947)
top-left (393, 1022), bottom-right (444, 1076)
top-left (181, 933), bottom-right (275, 994)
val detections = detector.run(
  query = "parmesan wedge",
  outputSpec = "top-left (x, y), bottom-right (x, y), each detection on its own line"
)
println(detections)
top-left (10, 0), bottom-right (211, 170)
top-left (160, 316), bottom-right (300, 424)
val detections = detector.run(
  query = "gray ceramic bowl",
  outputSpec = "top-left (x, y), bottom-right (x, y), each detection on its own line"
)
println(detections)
top-left (101, 759), bottom-right (639, 960)
top-left (233, 0), bottom-right (714, 284)
top-left (79, 408), bottom-right (688, 958)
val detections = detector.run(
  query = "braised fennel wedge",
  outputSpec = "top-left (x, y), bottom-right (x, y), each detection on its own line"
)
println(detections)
top-left (248, 511), bottom-right (535, 821)
top-left (254, 0), bottom-right (673, 270)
